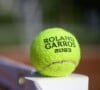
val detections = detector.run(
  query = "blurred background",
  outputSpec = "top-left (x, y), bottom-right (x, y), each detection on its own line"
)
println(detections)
top-left (0, 0), bottom-right (100, 90)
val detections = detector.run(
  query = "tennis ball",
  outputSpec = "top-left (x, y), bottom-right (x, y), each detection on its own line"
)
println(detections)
top-left (30, 28), bottom-right (80, 77)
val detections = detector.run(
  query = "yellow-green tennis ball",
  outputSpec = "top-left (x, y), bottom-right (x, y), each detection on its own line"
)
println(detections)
top-left (31, 28), bottom-right (80, 77)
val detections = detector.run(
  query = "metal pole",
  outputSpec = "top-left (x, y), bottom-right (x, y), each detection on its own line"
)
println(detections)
top-left (16, 0), bottom-right (43, 47)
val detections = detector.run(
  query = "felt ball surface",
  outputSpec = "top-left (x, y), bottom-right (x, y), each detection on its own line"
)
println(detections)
top-left (30, 28), bottom-right (80, 77)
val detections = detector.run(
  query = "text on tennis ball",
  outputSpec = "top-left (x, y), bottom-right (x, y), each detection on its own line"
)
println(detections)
top-left (43, 36), bottom-right (76, 53)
